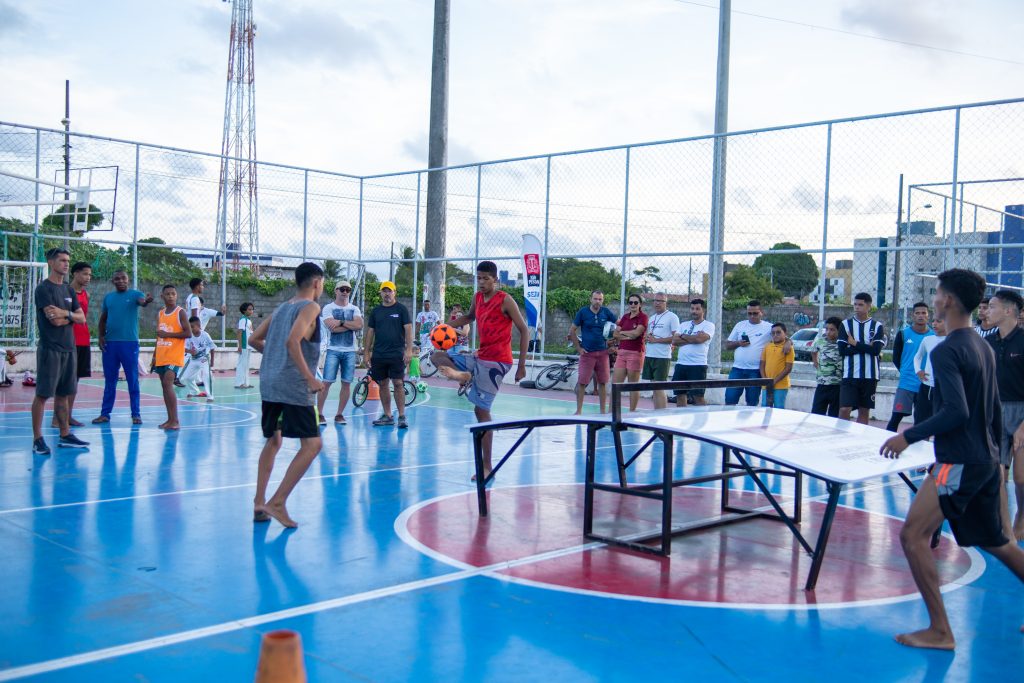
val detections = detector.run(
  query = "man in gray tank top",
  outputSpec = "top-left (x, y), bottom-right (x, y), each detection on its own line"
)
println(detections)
top-left (249, 262), bottom-right (325, 528)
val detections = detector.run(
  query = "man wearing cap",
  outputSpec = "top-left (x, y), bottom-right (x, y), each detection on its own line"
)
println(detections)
top-left (363, 281), bottom-right (414, 428)
top-left (318, 280), bottom-right (362, 425)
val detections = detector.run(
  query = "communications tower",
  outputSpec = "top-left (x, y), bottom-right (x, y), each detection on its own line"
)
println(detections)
top-left (215, 0), bottom-right (259, 269)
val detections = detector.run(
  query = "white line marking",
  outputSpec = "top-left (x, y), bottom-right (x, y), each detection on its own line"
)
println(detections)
top-left (0, 539), bottom-right (602, 681)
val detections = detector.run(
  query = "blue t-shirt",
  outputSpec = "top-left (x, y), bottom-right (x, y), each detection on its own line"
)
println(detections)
top-left (897, 325), bottom-right (934, 392)
top-left (573, 305), bottom-right (617, 352)
top-left (102, 289), bottom-right (146, 342)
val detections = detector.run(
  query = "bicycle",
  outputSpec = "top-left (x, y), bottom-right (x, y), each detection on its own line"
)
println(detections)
top-left (535, 355), bottom-right (579, 390)
top-left (418, 349), bottom-right (439, 378)
top-left (351, 373), bottom-right (418, 407)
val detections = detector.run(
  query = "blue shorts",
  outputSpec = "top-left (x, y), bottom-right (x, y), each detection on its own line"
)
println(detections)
top-left (323, 349), bottom-right (356, 383)
top-left (451, 353), bottom-right (510, 412)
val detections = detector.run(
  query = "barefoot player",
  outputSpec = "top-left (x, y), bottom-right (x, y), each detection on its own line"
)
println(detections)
top-left (881, 269), bottom-right (1024, 650)
top-left (431, 261), bottom-right (529, 480)
top-left (249, 262), bottom-right (325, 528)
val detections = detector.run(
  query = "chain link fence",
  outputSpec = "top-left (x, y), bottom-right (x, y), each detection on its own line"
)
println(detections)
top-left (2, 96), bottom-right (1023, 358)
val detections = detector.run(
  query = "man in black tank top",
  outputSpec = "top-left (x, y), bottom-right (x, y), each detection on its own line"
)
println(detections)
top-left (249, 262), bottom-right (325, 529)
top-left (881, 269), bottom-right (1024, 650)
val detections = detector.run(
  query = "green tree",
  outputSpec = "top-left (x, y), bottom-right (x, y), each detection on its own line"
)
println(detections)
top-left (724, 265), bottom-right (783, 307)
top-left (546, 258), bottom-right (622, 296)
top-left (752, 242), bottom-right (819, 298)
top-left (323, 259), bottom-right (342, 279)
top-left (41, 203), bottom-right (105, 232)
top-left (632, 265), bottom-right (662, 293)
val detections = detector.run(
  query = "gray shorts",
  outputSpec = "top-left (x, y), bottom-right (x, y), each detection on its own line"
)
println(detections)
top-left (893, 387), bottom-right (918, 415)
top-left (999, 401), bottom-right (1024, 467)
top-left (451, 353), bottom-right (510, 412)
top-left (36, 348), bottom-right (77, 398)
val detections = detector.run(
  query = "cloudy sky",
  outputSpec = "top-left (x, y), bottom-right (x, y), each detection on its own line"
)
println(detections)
top-left (0, 0), bottom-right (1021, 177)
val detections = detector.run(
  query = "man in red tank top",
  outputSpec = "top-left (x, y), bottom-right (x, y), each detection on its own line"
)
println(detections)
top-left (432, 261), bottom-right (529, 480)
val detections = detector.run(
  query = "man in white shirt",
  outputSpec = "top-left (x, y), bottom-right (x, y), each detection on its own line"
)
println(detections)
top-left (642, 292), bottom-right (679, 409)
top-left (723, 300), bottom-right (774, 406)
top-left (415, 300), bottom-right (440, 352)
top-left (672, 298), bottom-right (716, 407)
top-left (318, 281), bottom-right (363, 424)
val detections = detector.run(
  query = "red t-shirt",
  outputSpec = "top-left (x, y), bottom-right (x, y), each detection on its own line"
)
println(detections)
top-left (617, 311), bottom-right (648, 352)
top-left (73, 289), bottom-right (90, 347)
top-left (475, 290), bottom-right (513, 364)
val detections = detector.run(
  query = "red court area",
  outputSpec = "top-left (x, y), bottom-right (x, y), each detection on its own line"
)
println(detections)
top-left (0, 381), bottom-right (165, 412)
top-left (403, 484), bottom-right (975, 607)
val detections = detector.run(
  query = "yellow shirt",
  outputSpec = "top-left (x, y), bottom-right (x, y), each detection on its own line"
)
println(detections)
top-left (761, 341), bottom-right (795, 389)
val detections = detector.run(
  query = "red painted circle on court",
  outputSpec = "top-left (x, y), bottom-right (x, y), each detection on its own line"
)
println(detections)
top-left (402, 484), bottom-right (976, 606)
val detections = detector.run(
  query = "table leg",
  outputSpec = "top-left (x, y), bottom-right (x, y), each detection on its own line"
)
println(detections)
top-left (805, 482), bottom-right (843, 591)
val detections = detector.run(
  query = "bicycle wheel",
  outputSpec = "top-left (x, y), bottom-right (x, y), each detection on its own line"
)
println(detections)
top-left (403, 380), bottom-right (418, 406)
top-left (419, 353), bottom-right (438, 378)
top-left (535, 365), bottom-right (565, 390)
top-left (352, 376), bottom-right (369, 407)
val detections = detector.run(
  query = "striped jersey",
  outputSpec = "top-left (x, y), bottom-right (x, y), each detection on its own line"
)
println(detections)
top-left (974, 324), bottom-right (998, 339)
top-left (838, 316), bottom-right (887, 380)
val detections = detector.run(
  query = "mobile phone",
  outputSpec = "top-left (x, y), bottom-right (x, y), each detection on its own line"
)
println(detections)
top-left (741, 333), bottom-right (750, 342)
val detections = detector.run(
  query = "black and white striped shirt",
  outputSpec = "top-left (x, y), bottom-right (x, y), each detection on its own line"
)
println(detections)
top-left (974, 324), bottom-right (998, 340)
top-left (838, 317), bottom-right (887, 380)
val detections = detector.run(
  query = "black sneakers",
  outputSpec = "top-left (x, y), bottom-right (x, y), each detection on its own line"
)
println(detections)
top-left (32, 438), bottom-right (50, 455)
top-left (58, 433), bottom-right (90, 449)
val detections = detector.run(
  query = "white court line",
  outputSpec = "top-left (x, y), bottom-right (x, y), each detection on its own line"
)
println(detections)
top-left (0, 539), bottom-right (604, 681)
top-left (0, 441), bottom-right (623, 515)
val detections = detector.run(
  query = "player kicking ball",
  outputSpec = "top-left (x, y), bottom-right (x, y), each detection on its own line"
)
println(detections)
top-left (431, 261), bottom-right (529, 482)
top-left (880, 268), bottom-right (1024, 650)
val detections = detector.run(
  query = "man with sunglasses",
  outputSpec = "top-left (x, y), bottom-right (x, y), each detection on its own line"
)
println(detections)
top-left (318, 281), bottom-right (363, 425)
top-left (724, 300), bottom-right (774, 406)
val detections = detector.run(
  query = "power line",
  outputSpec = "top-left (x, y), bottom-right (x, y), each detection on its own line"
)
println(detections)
top-left (666, 0), bottom-right (1024, 66)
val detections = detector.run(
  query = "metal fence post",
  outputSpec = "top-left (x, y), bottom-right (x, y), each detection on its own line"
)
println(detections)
top-left (302, 170), bottom-right (309, 261)
top-left (472, 164), bottom-right (482, 349)
top-left (412, 173), bottom-right (421, 317)
top-left (818, 123), bottom-right (832, 324)
top-left (540, 155), bottom-right (551, 360)
top-left (619, 147), bottom-right (631, 315)
top-left (946, 108), bottom-right (961, 268)
top-left (357, 178), bottom-right (364, 262)
top-left (132, 144), bottom-right (140, 289)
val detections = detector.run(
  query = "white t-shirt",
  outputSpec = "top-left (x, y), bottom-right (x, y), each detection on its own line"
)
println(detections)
top-left (676, 319), bottom-right (716, 366)
top-left (321, 302), bottom-right (362, 352)
top-left (185, 293), bottom-right (202, 316)
top-left (644, 311), bottom-right (680, 360)
top-left (416, 310), bottom-right (440, 336)
top-left (185, 331), bottom-right (215, 362)
top-left (728, 319), bottom-right (774, 370)
top-left (237, 316), bottom-right (253, 347)
top-left (914, 334), bottom-right (946, 388)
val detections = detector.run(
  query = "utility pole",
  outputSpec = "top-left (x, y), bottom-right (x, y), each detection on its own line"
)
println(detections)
top-left (62, 79), bottom-right (70, 252)
top-left (706, 0), bottom-right (731, 371)
top-left (424, 0), bottom-right (450, 312)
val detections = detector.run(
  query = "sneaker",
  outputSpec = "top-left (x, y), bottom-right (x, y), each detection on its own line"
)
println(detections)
top-left (173, 379), bottom-right (185, 388)
top-left (397, 415), bottom-right (408, 429)
top-left (58, 433), bottom-right (90, 449)
top-left (32, 437), bottom-right (51, 455)
top-left (372, 415), bottom-right (395, 426)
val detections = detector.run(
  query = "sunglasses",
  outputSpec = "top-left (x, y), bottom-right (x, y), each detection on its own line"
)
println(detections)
top-left (337, 287), bottom-right (351, 292)
top-left (628, 301), bottom-right (641, 305)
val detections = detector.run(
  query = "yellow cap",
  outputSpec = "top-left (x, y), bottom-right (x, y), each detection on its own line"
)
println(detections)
top-left (379, 280), bottom-right (396, 291)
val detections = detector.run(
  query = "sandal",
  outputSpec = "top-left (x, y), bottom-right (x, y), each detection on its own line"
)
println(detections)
top-left (91, 415), bottom-right (111, 424)
top-left (334, 414), bottom-right (346, 424)
top-left (132, 416), bottom-right (143, 425)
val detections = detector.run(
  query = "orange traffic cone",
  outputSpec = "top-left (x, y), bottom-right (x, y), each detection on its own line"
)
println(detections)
top-left (254, 630), bottom-right (307, 683)
top-left (367, 379), bottom-right (380, 401)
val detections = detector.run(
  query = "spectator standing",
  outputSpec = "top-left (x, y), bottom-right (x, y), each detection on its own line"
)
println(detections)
top-left (913, 317), bottom-right (946, 424)
top-left (838, 292), bottom-right (887, 425)
top-left (448, 303), bottom-right (471, 355)
top-left (31, 248), bottom-right (89, 455)
top-left (416, 300), bottom-right (440, 353)
top-left (612, 294), bottom-right (648, 412)
top-left (723, 300), bottom-right (773, 406)
top-left (887, 302), bottom-right (935, 432)
top-left (986, 289), bottom-right (1024, 541)
top-left (180, 316), bottom-right (216, 401)
top-left (65, 261), bottom-right (92, 427)
top-left (672, 299), bottom-right (715, 407)
top-left (93, 270), bottom-right (152, 424)
top-left (364, 281), bottom-right (414, 428)
top-left (235, 303), bottom-right (255, 389)
top-left (975, 296), bottom-right (998, 339)
top-left (568, 290), bottom-right (617, 415)
top-left (810, 317), bottom-right (844, 417)
top-left (318, 281), bottom-right (362, 425)
top-left (642, 292), bottom-right (679, 410)
top-left (760, 323), bottom-right (795, 408)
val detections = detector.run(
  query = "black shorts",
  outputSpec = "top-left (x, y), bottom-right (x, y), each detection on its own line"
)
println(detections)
top-left (370, 357), bottom-right (405, 382)
top-left (36, 348), bottom-right (77, 398)
top-left (840, 378), bottom-right (877, 409)
top-left (932, 461), bottom-right (1008, 548)
top-left (261, 401), bottom-right (320, 439)
top-left (810, 384), bottom-right (841, 417)
top-left (76, 345), bottom-right (92, 378)
top-left (672, 364), bottom-right (708, 398)
top-left (914, 386), bottom-right (934, 423)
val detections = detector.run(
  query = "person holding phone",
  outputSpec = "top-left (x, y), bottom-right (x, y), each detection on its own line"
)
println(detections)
top-left (723, 300), bottom-right (775, 406)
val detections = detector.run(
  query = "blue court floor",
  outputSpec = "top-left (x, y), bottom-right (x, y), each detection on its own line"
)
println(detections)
top-left (0, 374), bottom-right (1021, 681)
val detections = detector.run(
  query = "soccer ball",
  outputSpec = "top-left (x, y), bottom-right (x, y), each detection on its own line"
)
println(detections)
top-left (430, 323), bottom-right (458, 350)
top-left (417, 381), bottom-right (428, 393)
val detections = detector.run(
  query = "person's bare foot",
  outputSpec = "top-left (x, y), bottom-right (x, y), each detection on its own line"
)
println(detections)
top-left (253, 507), bottom-right (270, 523)
top-left (573, 410), bottom-right (582, 416)
top-left (264, 501), bottom-right (298, 528)
top-left (158, 420), bottom-right (169, 429)
top-left (439, 366), bottom-right (471, 384)
top-left (1013, 512), bottom-right (1024, 541)
top-left (161, 422), bottom-right (180, 431)
top-left (894, 628), bottom-right (955, 650)
top-left (470, 470), bottom-right (492, 482)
